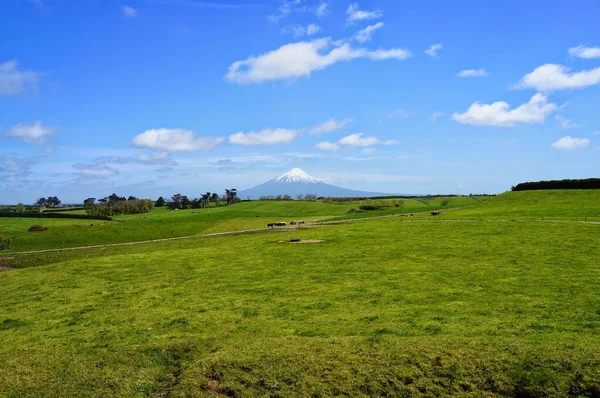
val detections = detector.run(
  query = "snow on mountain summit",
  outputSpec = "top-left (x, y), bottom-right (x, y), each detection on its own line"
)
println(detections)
top-left (272, 168), bottom-right (324, 184)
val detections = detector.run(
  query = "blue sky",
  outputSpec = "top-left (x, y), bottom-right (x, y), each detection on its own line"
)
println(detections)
top-left (1, 0), bottom-right (599, 203)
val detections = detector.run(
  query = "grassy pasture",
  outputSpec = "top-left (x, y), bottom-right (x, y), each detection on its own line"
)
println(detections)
top-left (432, 190), bottom-right (600, 221)
top-left (0, 218), bottom-right (599, 396)
top-left (1, 190), bottom-right (599, 396)
top-left (0, 196), bottom-right (484, 253)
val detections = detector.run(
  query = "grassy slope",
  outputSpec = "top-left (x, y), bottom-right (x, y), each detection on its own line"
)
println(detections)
top-left (0, 197), bottom-right (485, 253)
top-left (437, 190), bottom-right (600, 221)
top-left (1, 217), bottom-right (599, 396)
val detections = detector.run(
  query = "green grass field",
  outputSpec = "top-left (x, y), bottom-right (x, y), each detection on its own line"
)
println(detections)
top-left (0, 191), bottom-right (599, 396)
top-left (430, 190), bottom-right (600, 221)
top-left (0, 196), bottom-right (487, 253)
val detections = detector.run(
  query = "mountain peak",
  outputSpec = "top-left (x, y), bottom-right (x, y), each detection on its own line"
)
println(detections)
top-left (273, 168), bottom-right (324, 184)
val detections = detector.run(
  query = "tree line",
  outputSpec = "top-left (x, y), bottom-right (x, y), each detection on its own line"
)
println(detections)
top-left (160, 189), bottom-right (239, 210)
top-left (511, 178), bottom-right (600, 191)
top-left (84, 194), bottom-right (155, 216)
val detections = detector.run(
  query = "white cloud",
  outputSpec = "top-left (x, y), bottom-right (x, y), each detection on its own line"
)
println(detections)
top-left (551, 136), bottom-right (590, 150)
top-left (121, 5), bottom-right (138, 17)
top-left (339, 133), bottom-right (379, 147)
top-left (226, 38), bottom-right (410, 84)
top-left (315, 2), bottom-right (328, 17)
top-left (518, 64), bottom-right (600, 91)
top-left (568, 45), bottom-right (600, 59)
top-left (308, 118), bottom-right (353, 134)
top-left (314, 141), bottom-right (339, 151)
top-left (346, 3), bottom-right (382, 23)
top-left (0, 60), bottom-right (39, 96)
top-left (4, 122), bottom-right (56, 143)
top-left (452, 93), bottom-right (557, 127)
top-left (362, 148), bottom-right (377, 154)
top-left (133, 128), bottom-right (224, 151)
top-left (315, 133), bottom-right (384, 151)
top-left (354, 22), bottom-right (384, 43)
top-left (555, 115), bottom-right (578, 129)
top-left (227, 118), bottom-right (352, 147)
top-left (457, 69), bottom-right (488, 78)
top-left (229, 128), bottom-right (299, 146)
top-left (287, 23), bottom-right (321, 38)
top-left (425, 43), bottom-right (442, 57)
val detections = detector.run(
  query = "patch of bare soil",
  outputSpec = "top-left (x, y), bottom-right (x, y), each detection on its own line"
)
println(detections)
top-left (0, 257), bottom-right (14, 271)
top-left (280, 239), bottom-right (326, 244)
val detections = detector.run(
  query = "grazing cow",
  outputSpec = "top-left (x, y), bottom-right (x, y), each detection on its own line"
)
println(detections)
top-left (298, 220), bottom-right (305, 224)
top-left (267, 223), bottom-right (275, 228)
top-left (290, 221), bottom-right (297, 226)
top-left (431, 211), bottom-right (441, 216)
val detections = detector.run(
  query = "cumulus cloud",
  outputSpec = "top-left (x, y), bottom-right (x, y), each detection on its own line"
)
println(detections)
top-left (517, 64), bottom-right (600, 91)
top-left (229, 128), bottom-right (299, 146)
top-left (384, 139), bottom-right (400, 145)
top-left (338, 133), bottom-right (379, 147)
top-left (354, 22), bottom-right (384, 43)
top-left (457, 69), bottom-right (488, 78)
top-left (556, 115), bottom-right (578, 129)
top-left (314, 141), bottom-right (339, 151)
top-left (551, 135), bottom-right (590, 150)
top-left (226, 38), bottom-right (410, 84)
top-left (133, 128), bottom-right (224, 151)
top-left (308, 118), bottom-right (353, 134)
top-left (346, 3), bottom-right (382, 23)
top-left (0, 60), bottom-right (39, 96)
top-left (452, 93), bottom-right (557, 127)
top-left (3, 122), bottom-right (57, 144)
top-left (227, 118), bottom-right (352, 147)
top-left (568, 45), bottom-right (600, 59)
top-left (425, 43), bottom-right (442, 57)
top-left (121, 5), bottom-right (138, 17)
top-left (315, 133), bottom-right (382, 151)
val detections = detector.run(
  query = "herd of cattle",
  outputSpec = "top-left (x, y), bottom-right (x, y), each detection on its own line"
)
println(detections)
top-left (267, 211), bottom-right (442, 228)
top-left (267, 221), bottom-right (306, 228)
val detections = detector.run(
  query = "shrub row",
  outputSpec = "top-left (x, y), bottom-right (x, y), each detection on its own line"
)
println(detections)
top-left (0, 236), bottom-right (11, 251)
top-left (512, 178), bottom-right (600, 191)
top-left (0, 212), bottom-right (111, 221)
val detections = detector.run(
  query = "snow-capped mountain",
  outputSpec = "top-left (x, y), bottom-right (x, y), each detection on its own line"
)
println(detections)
top-left (238, 168), bottom-right (395, 199)
top-left (272, 168), bottom-right (324, 184)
